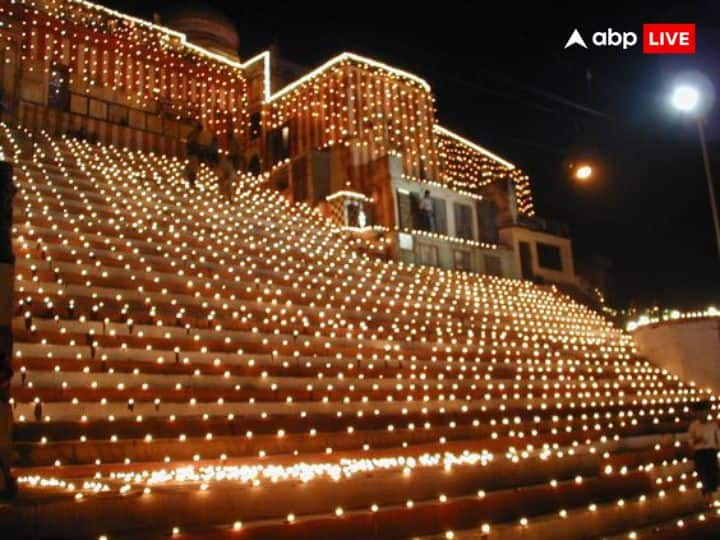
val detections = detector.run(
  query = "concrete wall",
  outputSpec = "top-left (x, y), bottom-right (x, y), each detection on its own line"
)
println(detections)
top-left (395, 230), bottom-right (517, 278)
top-left (633, 318), bottom-right (720, 393)
top-left (390, 166), bottom-right (519, 278)
top-left (392, 175), bottom-right (481, 241)
top-left (499, 225), bottom-right (577, 287)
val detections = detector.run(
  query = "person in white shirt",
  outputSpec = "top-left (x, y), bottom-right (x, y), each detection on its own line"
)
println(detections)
top-left (688, 401), bottom-right (720, 504)
top-left (418, 190), bottom-right (434, 232)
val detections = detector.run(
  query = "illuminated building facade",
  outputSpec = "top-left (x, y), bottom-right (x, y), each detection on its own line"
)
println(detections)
top-left (0, 0), bottom-right (577, 287)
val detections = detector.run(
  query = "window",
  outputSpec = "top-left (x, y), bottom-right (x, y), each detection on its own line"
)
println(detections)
top-left (454, 250), bottom-right (471, 271)
top-left (432, 197), bottom-right (447, 235)
top-left (419, 243), bottom-right (439, 266)
top-left (292, 157), bottom-right (308, 202)
top-left (477, 200), bottom-right (498, 243)
top-left (483, 254), bottom-right (502, 276)
top-left (537, 242), bottom-right (563, 271)
top-left (248, 154), bottom-right (261, 176)
top-left (250, 112), bottom-right (262, 139)
top-left (397, 190), bottom-right (415, 230)
top-left (398, 232), bottom-right (414, 251)
top-left (519, 242), bottom-right (533, 279)
top-left (268, 123), bottom-right (290, 163)
top-left (47, 65), bottom-right (70, 111)
top-left (345, 201), bottom-right (361, 228)
top-left (453, 203), bottom-right (474, 240)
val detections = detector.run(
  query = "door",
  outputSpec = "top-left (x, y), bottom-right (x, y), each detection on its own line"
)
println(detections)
top-left (519, 241), bottom-right (534, 280)
top-left (396, 190), bottom-right (418, 230)
top-left (453, 202), bottom-right (474, 240)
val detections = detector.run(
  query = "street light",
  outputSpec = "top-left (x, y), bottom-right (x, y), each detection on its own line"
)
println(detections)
top-left (574, 164), bottom-right (593, 181)
top-left (671, 85), bottom-right (699, 112)
top-left (670, 76), bottom-right (720, 258)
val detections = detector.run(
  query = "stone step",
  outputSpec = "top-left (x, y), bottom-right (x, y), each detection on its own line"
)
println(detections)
top-left (419, 485), bottom-right (703, 540)
top-left (10, 415), bottom-right (687, 467)
top-left (605, 505), bottom-right (720, 539)
top-left (0, 443), bottom-right (689, 539)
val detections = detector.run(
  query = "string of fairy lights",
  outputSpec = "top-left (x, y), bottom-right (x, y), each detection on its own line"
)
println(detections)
top-left (2, 0), bottom-right (248, 133)
top-left (434, 127), bottom-right (534, 216)
top-left (12, 435), bottom-right (719, 538)
top-left (626, 306), bottom-right (720, 332)
top-left (0, 0), bottom-right (539, 216)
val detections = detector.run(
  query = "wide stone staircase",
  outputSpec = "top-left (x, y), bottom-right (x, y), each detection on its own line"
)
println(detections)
top-left (0, 124), bottom-right (718, 539)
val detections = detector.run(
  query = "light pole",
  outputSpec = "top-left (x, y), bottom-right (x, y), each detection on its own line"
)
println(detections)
top-left (671, 84), bottom-right (720, 258)
top-left (696, 118), bottom-right (720, 258)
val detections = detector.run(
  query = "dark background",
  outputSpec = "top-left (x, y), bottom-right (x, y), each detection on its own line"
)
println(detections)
top-left (105, 0), bottom-right (720, 310)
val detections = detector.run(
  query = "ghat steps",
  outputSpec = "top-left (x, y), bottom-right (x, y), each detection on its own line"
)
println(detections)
top-left (0, 125), bottom-right (715, 539)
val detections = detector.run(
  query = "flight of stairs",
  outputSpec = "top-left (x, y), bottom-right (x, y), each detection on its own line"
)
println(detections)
top-left (0, 124), bottom-right (716, 539)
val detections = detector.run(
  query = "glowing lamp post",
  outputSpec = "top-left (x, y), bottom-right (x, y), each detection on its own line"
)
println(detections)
top-left (574, 164), bottom-right (593, 182)
top-left (670, 79), bottom-right (720, 257)
top-left (671, 85), bottom-right (699, 112)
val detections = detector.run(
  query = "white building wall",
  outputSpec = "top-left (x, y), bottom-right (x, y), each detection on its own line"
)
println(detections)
top-left (387, 157), bottom-right (518, 278)
top-left (633, 319), bottom-right (720, 394)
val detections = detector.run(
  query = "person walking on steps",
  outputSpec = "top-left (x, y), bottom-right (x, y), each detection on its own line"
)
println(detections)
top-left (0, 364), bottom-right (17, 499)
top-left (689, 401), bottom-right (720, 506)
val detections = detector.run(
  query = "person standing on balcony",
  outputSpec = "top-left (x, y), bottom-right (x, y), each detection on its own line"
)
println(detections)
top-left (0, 364), bottom-right (16, 499)
top-left (419, 190), bottom-right (434, 232)
top-left (689, 402), bottom-right (720, 505)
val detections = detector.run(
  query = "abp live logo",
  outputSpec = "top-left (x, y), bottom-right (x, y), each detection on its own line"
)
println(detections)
top-left (643, 24), bottom-right (695, 54)
top-left (565, 24), bottom-right (696, 54)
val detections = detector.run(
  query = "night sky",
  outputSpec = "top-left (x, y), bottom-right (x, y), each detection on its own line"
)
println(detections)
top-left (105, 0), bottom-right (720, 310)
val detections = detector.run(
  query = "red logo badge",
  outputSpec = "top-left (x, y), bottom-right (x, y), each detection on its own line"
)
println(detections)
top-left (643, 24), bottom-right (696, 54)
